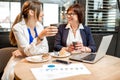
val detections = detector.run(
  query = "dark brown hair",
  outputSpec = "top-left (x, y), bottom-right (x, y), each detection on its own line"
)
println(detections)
top-left (9, 0), bottom-right (42, 46)
top-left (67, 3), bottom-right (85, 23)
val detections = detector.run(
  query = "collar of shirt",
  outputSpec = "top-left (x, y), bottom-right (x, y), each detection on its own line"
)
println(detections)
top-left (65, 23), bottom-right (84, 30)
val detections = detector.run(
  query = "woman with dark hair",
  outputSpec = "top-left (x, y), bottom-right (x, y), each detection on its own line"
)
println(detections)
top-left (1, 0), bottom-right (58, 80)
top-left (54, 3), bottom-right (96, 53)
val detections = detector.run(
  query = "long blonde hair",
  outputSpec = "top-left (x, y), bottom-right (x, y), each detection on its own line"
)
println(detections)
top-left (9, 0), bottom-right (42, 46)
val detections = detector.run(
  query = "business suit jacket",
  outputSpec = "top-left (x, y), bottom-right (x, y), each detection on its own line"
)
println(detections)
top-left (54, 24), bottom-right (96, 52)
top-left (13, 19), bottom-right (48, 56)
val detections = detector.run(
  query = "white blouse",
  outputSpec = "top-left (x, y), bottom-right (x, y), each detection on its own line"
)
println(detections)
top-left (66, 23), bottom-right (84, 46)
top-left (13, 19), bottom-right (48, 56)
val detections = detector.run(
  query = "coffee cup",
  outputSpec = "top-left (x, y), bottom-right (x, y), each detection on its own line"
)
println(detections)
top-left (72, 41), bottom-right (77, 50)
top-left (50, 24), bottom-right (59, 27)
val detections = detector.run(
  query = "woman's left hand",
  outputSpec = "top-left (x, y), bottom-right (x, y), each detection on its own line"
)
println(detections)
top-left (12, 49), bottom-right (25, 57)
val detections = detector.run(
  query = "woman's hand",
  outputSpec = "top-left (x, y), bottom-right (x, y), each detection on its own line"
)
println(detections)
top-left (67, 44), bottom-right (74, 52)
top-left (75, 42), bottom-right (84, 50)
top-left (39, 26), bottom-right (58, 38)
top-left (12, 49), bottom-right (25, 57)
top-left (75, 42), bottom-right (91, 53)
top-left (62, 42), bottom-right (84, 53)
top-left (61, 45), bottom-right (74, 53)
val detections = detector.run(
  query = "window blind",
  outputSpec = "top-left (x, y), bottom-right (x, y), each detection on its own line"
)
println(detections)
top-left (85, 0), bottom-right (117, 31)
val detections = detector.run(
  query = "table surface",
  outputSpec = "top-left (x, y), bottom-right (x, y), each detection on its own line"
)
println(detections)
top-left (14, 55), bottom-right (120, 80)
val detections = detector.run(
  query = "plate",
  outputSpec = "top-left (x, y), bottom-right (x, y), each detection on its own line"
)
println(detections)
top-left (50, 52), bottom-right (71, 58)
top-left (25, 55), bottom-right (51, 63)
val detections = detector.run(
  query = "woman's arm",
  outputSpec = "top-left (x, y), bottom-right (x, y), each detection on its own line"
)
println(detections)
top-left (84, 26), bottom-right (96, 52)
top-left (54, 24), bottom-right (66, 51)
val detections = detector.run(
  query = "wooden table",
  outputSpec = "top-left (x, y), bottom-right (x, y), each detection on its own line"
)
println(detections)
top-left (14, 55), bottom-right (120, 80)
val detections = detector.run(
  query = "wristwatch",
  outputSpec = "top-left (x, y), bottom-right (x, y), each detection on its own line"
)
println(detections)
top-left (38, 36), bottom-right (43, 41)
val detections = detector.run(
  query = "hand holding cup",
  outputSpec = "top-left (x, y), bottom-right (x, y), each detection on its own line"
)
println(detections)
top-left (72, 41), bottom-right (77, 50)
top-left (47, 25), bottom-right (58, 36)
top-left (39, 25), bottom-right (58, 38)
top-left (72, 41), bottom-right (83, 50)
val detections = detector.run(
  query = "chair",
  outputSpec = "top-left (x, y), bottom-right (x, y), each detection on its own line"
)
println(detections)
top-left (0, 47), bottom-right (17, 74)
top-left (47, 36), bottom-right (55, 52)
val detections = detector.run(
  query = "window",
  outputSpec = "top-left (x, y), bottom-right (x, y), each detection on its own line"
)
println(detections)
top-left (85, 0), bottom-right (119, 31)
top-left (0, 1), bottom-right (20, 31)
top-left (0, 2), bottom-right (10, 29)
top-left (43, 3), bottom-right (59, 26)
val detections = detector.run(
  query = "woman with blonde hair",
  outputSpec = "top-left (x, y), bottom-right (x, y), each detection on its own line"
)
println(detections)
top-left (1, 0), bottom-right (58, 80)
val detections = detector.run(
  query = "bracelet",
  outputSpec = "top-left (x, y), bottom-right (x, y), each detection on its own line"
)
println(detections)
top-left (38, 36), bottom-right (43, 41)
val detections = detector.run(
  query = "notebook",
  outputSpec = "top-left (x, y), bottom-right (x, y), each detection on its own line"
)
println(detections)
top-left (69, 35), bottom-right (113, 63)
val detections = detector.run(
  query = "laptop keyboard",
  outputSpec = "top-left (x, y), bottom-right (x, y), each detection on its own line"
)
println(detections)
top-left (82, 54), bottom-right (96, 61)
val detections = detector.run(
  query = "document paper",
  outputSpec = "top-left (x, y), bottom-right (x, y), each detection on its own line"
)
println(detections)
top-left (31, 63), bottom-right (91, 80)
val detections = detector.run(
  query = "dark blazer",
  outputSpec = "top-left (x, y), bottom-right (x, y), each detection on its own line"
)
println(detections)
top-left (54, 24), bottom-right (96, 52)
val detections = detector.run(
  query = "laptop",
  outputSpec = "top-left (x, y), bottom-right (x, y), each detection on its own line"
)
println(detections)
top-left (69, 35), bottom-right (113, 63)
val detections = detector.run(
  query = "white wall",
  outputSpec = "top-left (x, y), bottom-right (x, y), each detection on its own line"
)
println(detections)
top-left (43, 3), bottom-right (59, 26)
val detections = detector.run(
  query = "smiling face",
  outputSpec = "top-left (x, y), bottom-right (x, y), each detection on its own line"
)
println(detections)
top-left (66, 10), bottom-right (79, 24)
top-left (66, 4), bottom-right (85, 24)
top-left (34, 5), bottom-right (44, 22)
top-left (27, 9), bottom-right (44, 23)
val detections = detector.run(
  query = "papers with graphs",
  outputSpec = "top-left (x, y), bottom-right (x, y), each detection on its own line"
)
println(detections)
top-left (31, 63), bottom-right (91, 80)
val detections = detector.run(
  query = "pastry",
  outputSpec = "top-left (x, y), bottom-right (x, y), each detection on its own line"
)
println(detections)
top-left (42, 53), bottom-right (49, 60)
top-left (59, 49), bottom-right (66, 56)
